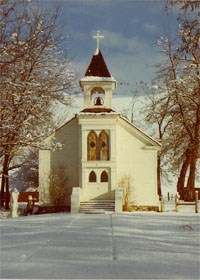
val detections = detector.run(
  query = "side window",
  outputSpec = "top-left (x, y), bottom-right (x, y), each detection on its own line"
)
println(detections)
top-left (99, 130), bottom-right (109, 160)
top-left (100, 171), bottom-right (108, 182)
top-left (87, 130), bottom-right (98, 160)
top-left (89, 171), bottom-right (97, 182)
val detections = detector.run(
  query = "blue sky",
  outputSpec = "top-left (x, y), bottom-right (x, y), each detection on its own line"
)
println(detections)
top-left (38, 0), bottom-right (178, 95)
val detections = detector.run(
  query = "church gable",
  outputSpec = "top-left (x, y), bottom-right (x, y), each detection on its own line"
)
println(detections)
top-left (42, 116), bottom-right (77, 146)
top-left (53, 117), bottom-right (78, 145)
top-left (118, 116), bottom-right (161, 149)
top-left (51, 117), bottom-right (79, 170)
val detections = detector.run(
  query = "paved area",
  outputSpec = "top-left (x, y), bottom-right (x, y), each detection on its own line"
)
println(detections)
top-left (0, 212), bottom-right (200, 279)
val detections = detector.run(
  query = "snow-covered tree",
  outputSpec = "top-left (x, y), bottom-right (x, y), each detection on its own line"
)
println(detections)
top-left (0, 0), bottom-right (74, 208)
top-left (140, 82), bottom-right (173, 197)
top-left (165, 0), bottom-right (200, 12)
top-left (10, 148), bottom-right (38, 192)
top-left (144, 2), bottom-right (199, 200)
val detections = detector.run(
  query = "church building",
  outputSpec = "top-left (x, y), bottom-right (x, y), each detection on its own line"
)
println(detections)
top-left (39, 32), bottom-right (161, 212)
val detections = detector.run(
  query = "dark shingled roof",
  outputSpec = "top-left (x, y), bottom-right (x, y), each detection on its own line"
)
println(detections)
top-left (84, 50), bottom-right (111, 77)
top-left (81, 108), bottom-right (115, 113)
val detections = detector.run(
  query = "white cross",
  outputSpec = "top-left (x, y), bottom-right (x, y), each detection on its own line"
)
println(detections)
top-left (93, 31), bottom-right (104, 50)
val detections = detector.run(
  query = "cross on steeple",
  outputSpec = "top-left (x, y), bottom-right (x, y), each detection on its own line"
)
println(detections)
top-left (93, 31), bottom-right (104, 51)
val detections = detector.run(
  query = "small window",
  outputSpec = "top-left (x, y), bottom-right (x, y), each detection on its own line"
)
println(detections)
top-left (101, 171), bottom-right (108, 182)
top-left (89, 171), bottom-right (97, 182)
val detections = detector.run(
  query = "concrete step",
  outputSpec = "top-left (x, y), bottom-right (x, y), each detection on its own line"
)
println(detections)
top-left (80, 200), bottom-right (115, 214)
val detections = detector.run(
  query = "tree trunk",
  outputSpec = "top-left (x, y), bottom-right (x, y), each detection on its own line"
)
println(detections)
top-left (0, 152), bottom-right (10, 209)
top-left (157, 154), bottom-right (162, 197)
top-left (186, 146), bottom-right (197, 201)
top-left (176, 149), bottom-right (191, 200)
top-left (185, 152), bottom-right (196, 201)
top-left (0, 173), bottom-right (5, 208)
top-left (185, 106), bottom-right (200, 201)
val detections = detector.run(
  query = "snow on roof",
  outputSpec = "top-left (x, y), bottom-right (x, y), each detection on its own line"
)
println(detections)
top-left (80, 76), bottom-right (116, 82)
top-left (80, 108), bottom-right (116, 113)
top-left (78, 111), bottom-right (120, 116)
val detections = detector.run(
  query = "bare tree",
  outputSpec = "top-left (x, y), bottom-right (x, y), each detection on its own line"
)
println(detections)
top-left (10, 148), bottom-right (38, 192)
top-left (0, 0), bottom-right (74, 208)
top-left (165, 0), bottom-right (200, 12)
top-left (142, 81), bottom-right (174, 197)
top-left (144, 6), bottom-right (199, 200)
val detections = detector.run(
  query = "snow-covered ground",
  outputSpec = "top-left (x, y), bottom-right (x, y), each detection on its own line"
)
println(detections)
top-left (0, 205), bottom-right (199, 279)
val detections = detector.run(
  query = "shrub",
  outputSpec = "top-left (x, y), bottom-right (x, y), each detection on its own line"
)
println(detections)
top-left (49, 165), bottom-right (68, 207)
top-left (118, 174), bottom-right (135, 211)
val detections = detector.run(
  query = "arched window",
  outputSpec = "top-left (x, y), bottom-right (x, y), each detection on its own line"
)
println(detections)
top-left (99, 130), bottom-right (109, 160)
top-left (91, 87), bottom-right (105, 106)
top-left (87, 131), bottom-right (98, 160)
top-left (94, 96), bottom-right (104, 106)
top-left (101, 171), bottom-right (108, 182)
top-left (89, 171), bottom-right (97, 182)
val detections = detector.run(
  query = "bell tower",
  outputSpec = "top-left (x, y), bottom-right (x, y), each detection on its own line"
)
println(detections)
top-left (80, 31), bottom-right (117, 111)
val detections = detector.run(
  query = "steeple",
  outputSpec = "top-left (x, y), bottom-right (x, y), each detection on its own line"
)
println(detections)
top-left (80, 31), bottom-right (117, 111)
top-left (84, 49), bottom-right (111, 78)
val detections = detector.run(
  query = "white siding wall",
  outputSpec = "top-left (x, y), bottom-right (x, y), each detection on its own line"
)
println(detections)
top-left (39, 118), bottom-right (79, 207)
top-left (116, 121), bottom-right (159, 206)
top-left (51, 118), bottom-right (79, 206)
top-left (39, 150), bottom-right (51, 205)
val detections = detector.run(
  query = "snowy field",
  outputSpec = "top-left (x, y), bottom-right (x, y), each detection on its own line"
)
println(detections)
top-left (0, 206), bottom-right (200, 279)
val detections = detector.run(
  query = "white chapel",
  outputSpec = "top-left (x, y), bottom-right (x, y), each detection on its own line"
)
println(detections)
top-left (39, 32), bottom-right (161, 212)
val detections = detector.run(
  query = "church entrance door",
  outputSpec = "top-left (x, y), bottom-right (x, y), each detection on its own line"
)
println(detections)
top-left (82, 169), bottom-right (111, 201)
